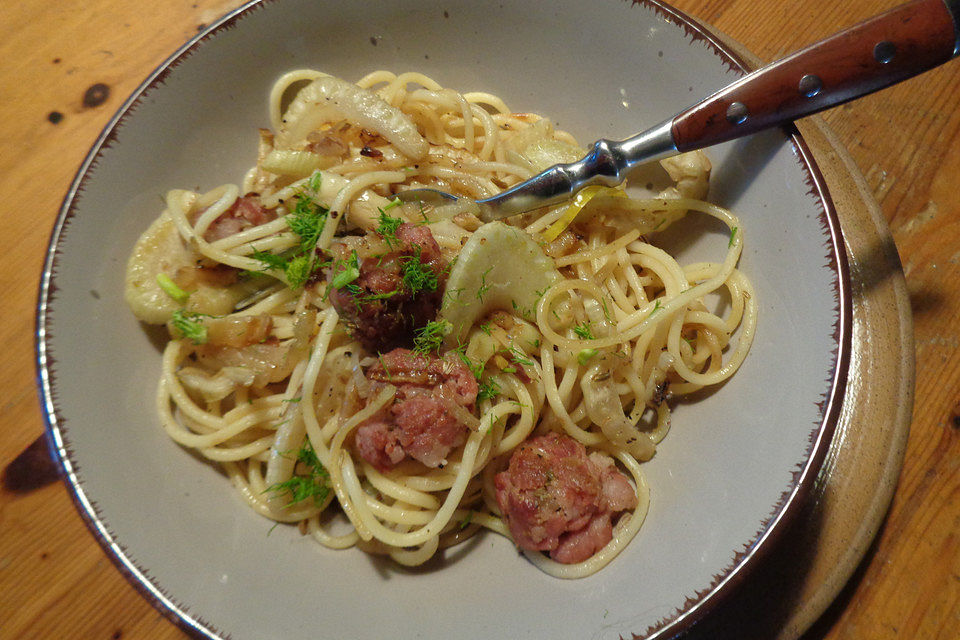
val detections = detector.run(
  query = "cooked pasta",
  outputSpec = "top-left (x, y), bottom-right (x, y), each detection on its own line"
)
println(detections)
top-left (124, 70), bottom-right (756, 578)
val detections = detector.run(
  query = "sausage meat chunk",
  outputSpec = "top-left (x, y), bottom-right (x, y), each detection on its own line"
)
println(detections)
top-left (329, 223), bottom-right (447, 352)
top-left (494, 433), bottom-right (637, 564)
top-left (196, 194), bottom-right (277, 242)
top-left (354, 348), bottom-right (478, 470)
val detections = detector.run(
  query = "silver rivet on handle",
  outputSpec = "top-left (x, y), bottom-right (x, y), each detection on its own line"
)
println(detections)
top-left (726, 101), bottom-right (749, 124)
top-left (798, 74), bottom-right (823, 97)
top-left (874, 40), bottom-right (897, 63)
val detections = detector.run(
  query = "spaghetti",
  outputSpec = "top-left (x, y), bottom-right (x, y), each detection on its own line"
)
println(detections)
top-left (124, 70), bottom-right (756, 578)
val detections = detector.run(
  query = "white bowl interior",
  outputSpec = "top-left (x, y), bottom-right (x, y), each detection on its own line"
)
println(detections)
top-left (40, 1), bottom-right (844, 638)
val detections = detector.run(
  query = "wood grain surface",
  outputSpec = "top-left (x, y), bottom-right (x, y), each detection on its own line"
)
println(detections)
top-left (1, 1), bottom-right (957, 638)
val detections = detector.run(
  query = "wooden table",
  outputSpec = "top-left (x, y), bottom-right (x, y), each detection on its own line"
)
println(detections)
top-left (1, 1), bottom-right (956, 637)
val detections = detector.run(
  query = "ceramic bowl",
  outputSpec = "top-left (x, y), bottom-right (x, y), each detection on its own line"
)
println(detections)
top-left (37, 1), bottom-right (849, 638)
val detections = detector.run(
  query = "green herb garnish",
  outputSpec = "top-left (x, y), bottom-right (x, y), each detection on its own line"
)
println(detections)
top-left (171, 309), bottom-right (208, 345)
top-left (378, 353), bottom-right (393, 379)
top-left (477, 378), bottom-right (501, 402)
top-left (251, 248), bottom-right (291, 272)
top-left (577, 348), bottom-right (598, 366)
top-left (285, 254), bottom-right (316, 289)
top-left (647, 299), bottom-right (663, 318)
top-left (476, 267), bottom-right (493, 301)
top-left (417, 201), bottom-right (430, 224)
top-left (244, 174), bottom-right (328, 289)
top-left (156, 273), bottom-right (190, 303)
top-left (287, 196), bottom-right (327, 253)
top-left (507, 345), bottom-right (534, 367)
top-left (266, 439), bottom-right (330, 508)
top-left (247, 247), bottom-right (325, 289)
top-left (444, 287), bottom-right (465, 306)
top-left (401, 248), bottom-right (439, 296)
top-left (330, 251), bottom-right (361, 289)
top-left (601, 297), bottom-right (614, 324)
top-left (573, 321), bottom-right (594, 340)
top-left (456, 348), bottom-right (485, 380)
top-left (376, 206), bottom-right (404, 249)
top-left (511, 299), bottom-right (533, 318)
top-left (412, 319), bottom-right (452, 355)
top-left (306, 170), bottom-right (323, 194)
top-left (360, 289), bottom-right (399, 303)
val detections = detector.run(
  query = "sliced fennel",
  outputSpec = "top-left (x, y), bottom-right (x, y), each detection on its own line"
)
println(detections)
top-left (439, 221), bottom-right (560, 347)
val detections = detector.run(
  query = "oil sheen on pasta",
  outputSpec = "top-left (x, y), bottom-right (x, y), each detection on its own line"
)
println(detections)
top-left (123, 70), bottom-right (756, 578)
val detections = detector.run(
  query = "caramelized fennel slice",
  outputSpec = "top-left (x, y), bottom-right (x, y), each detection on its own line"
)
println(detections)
top-left (439, 221), bottom-right (560, 347)
top-left (277, 75), bottom-right (428, 160)
top-left (123, 211), bottom-right (264, 324)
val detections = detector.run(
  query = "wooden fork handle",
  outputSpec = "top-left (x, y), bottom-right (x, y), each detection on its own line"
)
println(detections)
top-left (672, 0), bottom-right (960, 151)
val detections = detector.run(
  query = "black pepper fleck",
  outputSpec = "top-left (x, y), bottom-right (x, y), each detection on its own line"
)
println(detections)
top-left (47, 111), bottom-right (64, 124)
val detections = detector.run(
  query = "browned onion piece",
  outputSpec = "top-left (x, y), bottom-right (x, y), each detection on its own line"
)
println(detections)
top-left (580, 355), bottom-right (655, 461)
